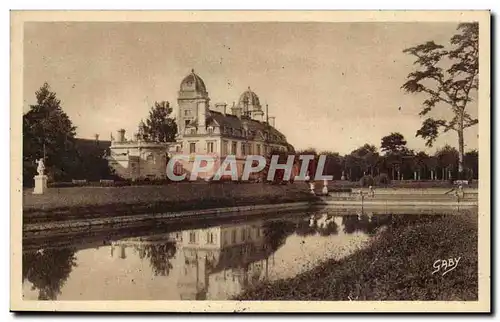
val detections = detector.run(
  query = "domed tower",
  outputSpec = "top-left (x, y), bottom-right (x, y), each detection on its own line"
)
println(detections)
top-left (238, 87), bottom-right (264, 121)
top-left (177, 69), bottom-right (210, 136)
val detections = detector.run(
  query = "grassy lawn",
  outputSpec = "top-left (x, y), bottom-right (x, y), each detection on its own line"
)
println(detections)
top-left (22, 182), bottom-right (317, 223)
top-left (237, 210), bottom-right (478, 301)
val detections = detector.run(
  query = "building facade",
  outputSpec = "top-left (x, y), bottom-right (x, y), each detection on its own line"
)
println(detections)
top-left (171, 69), bottom-right (293, 179)
top-left (107, 122), bottom-right (169, 180)
top-left (107, 69), bottom-right (293, 180)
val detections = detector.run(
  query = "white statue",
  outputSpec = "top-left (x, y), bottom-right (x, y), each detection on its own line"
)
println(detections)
top-left (322, 179), bottom-right (329, 195)
top-left (368, 185), bottom-right (374, 197)
top-left (36, 158), bottom-right (45, 175)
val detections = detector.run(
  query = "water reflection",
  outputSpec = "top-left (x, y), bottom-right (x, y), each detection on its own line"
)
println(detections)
top-left (22, 248), bottom-right (77, 300)
top-left (22, 212), bottom-right (441, 301)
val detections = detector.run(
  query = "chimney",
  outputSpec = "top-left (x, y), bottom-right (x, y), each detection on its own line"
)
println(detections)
top-left (231, 102), bottom-right (242, 119)
top-left (117, 129), bottom-right (126, 143)
top-left (268, 116), bottom-right (276, 128)
top-left (215, 102), bottom-right (227, 115)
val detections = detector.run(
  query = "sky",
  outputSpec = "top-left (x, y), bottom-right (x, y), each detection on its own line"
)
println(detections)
top-left (23, 22), bottom-right (479, 155)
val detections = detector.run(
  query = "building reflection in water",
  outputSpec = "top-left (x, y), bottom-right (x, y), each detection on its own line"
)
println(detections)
top-left (24, 211), bottom-right (402, 300)
top-left (109, 212), bottom-right (391, 300)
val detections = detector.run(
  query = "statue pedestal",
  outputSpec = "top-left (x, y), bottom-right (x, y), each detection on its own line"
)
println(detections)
top-left (309, 182), bottom-right (315, 195)
top-left (33, 175), bottom-right (48, 194)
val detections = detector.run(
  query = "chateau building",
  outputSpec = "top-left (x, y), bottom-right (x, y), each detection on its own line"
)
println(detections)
top-left (171, 69), bottom-right (292, 179)
top-left (108, 69), bottom-right (292, 180)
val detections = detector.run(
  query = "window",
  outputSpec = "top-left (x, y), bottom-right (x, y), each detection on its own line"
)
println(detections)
top-left (189, 232), bottom-right (197, 244)
top-left (222, 140), bottom-right (228, 155)
top-left (207, 127), bottom-right (214, 134)
top-left (190, 128), bottom-right (196, 135)
top-left (189, 142), bottom-right (196, 153)
top-left (241, 228), bottom-right (246, 242)
top-left (256, 144), bottom-right (261, 155)
top-left (247, 228), bottom-right (252, 241)
top-left (231, 230), bottom-right (237, 243)
top-left (184, 110), bottom-right (190, 116)
top-left (207, 142), bottom-right (214, 153)
top-left (207, 232), bottom-right (216, 244)
top-left (241, 143), bottom-right (246, 156)
top-left (185, 120), bottom-right (190, 127)
top-left (231, 141), bottom-right (237, 155)
top-left (146, 154), bottom-right (154, 162)
top-left (223, 231), bottom-right (228, 246)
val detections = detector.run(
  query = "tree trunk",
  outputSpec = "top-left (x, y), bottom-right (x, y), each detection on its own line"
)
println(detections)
top-left (458, 127), bottom-right (465, 180)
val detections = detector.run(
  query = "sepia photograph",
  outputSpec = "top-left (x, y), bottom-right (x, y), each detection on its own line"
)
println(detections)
top-left (10, 10), bottom-right (491, 313)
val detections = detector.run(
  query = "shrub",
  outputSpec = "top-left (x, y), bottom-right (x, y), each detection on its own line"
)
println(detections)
top-left (375, 173), bottom-right (391, 186)
top-left (360, 175), bottom-right (375, 187)
top-left (329, 187), bottom-right (353, 193)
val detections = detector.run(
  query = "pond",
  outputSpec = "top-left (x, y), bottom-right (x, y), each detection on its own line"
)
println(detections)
top-left (22, 211), bottom-right (449, 301)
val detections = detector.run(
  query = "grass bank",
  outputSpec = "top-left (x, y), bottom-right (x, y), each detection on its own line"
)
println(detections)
top-left (237, 211), bottom-right (478, 301)
top-left (23, 182), bottom-right (318, 223)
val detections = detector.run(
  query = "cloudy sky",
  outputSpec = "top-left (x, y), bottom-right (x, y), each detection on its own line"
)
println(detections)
top-left (23, 21), bottom-right (478, 154)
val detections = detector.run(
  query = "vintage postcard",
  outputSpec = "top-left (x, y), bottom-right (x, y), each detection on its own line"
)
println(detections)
top-left (10, 10), bottom-right (491, 313)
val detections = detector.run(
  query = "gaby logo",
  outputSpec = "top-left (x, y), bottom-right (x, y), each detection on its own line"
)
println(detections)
top-left (166, 154), bottom-right (333, 182)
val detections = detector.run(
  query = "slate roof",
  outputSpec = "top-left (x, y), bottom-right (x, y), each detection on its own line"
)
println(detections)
top-left (205, 110), bottom-right (288, 145)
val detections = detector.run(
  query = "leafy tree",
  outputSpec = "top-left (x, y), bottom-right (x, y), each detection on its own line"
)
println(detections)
top-left (320, 151), bottom-right (344, 180)
top-left (380, 133), bottom-right (411, 180)
top-left (23, 83), bottom-right (79, 183)
top-left (464, 150), bottom-right (478, 180)
top-left (414, 151), bottom-right (429, 179)
top-left (424, 155), bottom-right (439, 180)
top-left (402, 23), bottom-right (479, 179)
top-left (343, 144), bottom-right (379, 181)
top-left (143, 101), bottom-right (177, 143)
top-left (435, 145), bottom-right (459, 180)
top-left (380, 132), bottom-right (408, 155)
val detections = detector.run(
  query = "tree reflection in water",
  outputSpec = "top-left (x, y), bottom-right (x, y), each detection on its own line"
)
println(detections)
top-left (262, 220), bottom-right (296, 253)
top-left (22, 248), bottom-right (77, 300)
top-left (342, 215), bottom-right (360, 234)
top-left (341, 213), bottom-right (392, 235)
top-left (295, 217), bottom-right (318, 236)
top-left (141, 242), bottom-right (177, 277)
top-left (317, 219), bottom-right (339, 236)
